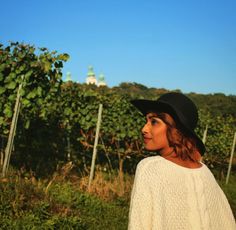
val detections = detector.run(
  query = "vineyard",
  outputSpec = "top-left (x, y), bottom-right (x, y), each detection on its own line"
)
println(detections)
top-left (0, 42), bottom-right (236, 228)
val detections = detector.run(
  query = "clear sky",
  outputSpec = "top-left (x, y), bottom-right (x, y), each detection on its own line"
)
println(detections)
top-left (1, 0), bottom-right (236, 95)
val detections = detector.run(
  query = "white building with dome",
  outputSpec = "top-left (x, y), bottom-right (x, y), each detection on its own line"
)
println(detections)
top-left (86, 66), bottom-right (106, 87)
top-left (86, 66), bottom-right (97, 85)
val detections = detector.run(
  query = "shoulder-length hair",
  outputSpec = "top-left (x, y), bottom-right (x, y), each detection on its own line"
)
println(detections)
top-left (156, 112), bottom-right (201, 162)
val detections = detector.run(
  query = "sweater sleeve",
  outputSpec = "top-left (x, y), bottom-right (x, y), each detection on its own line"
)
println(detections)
top-left (128, 160), bottom-right (153, 230)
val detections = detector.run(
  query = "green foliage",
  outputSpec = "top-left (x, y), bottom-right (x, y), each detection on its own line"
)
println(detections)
top-left (1, 41), bottom-right (236, 177)
top-left (0, 41), bottom-right (69, 176)
top-left (48, 182), bottom-right (75, 204)
top-left (0, 172), bottom-right (128, 229)
top-left (1, 79), bottom-right (235, 176)
top-left (48, 181), bottom-right (128, 229)
top-left (0, 42), bottom-right (69, 135)
top-left (189, 92), bottom-right (236, 117)
top-left (197, 110), bottom-right (236, 167)
top-left (218, 172), bottom-right (236, 218)
top-left (74, 193), bottom-right (128, 230)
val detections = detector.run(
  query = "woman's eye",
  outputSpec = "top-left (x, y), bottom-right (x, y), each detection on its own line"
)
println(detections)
top-left (151, 119), bottom-right (158, 125)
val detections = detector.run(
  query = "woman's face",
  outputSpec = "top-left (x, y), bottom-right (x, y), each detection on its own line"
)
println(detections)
top-left (142, 112), bottom-right (170, 152)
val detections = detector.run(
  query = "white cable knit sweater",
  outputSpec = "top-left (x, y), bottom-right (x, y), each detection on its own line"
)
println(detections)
top-left (128, 156), bottom-right (236, 230)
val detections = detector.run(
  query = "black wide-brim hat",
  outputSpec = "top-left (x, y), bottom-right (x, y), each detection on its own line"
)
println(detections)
top-left (131, 92), bottom-right (205, 155)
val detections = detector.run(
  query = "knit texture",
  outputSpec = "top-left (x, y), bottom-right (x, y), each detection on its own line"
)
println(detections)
top-left (128, 156), bottom-right (236, 230)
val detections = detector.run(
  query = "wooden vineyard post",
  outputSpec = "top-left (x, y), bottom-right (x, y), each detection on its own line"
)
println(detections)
top-left (202, 124), bottom-right (208, 144)
top-left (88, 104), bottom-right (103, 191)
top-left (226, 132), bottom-right (236, 185)
top-left (2, 83), bottom-right (22, 177)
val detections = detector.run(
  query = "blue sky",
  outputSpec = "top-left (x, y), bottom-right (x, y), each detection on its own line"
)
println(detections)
top-left (1, 0), bottom-right (236, 95)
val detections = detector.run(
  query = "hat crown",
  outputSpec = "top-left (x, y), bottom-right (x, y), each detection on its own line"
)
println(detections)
top-left (157, 92), bottom-right (198, 131)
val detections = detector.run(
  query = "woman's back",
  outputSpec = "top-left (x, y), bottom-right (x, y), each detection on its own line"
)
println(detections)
top-left (128, 156), bottom-right (236, 230)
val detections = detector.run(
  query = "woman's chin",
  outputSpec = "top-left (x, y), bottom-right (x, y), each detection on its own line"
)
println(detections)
top-left (144, 146), bottom-right (158, 151)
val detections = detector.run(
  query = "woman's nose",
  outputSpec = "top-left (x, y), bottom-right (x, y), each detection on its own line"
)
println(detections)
top-left (142, 123), bottom-right (149, 135)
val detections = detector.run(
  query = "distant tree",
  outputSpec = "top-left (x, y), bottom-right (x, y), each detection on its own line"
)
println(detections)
top-left (189, 93), bottom-right (236, 117)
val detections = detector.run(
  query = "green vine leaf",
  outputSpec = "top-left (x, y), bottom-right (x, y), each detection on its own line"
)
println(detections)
top-left (0, 86), bottom-right (6, 95)
top-left (3, 106), bottom-right (13, 118)
top-left (7, 81), bottom-right (17, 89)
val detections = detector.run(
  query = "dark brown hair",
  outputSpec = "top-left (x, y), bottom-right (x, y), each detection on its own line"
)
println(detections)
top-left (156, 112), bottom-right (201, 162)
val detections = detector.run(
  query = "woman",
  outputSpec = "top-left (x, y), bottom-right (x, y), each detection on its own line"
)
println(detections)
top-left (128, 92), bottom-right (235, 230)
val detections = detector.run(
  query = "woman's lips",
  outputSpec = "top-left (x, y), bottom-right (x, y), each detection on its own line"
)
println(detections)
top-left (143, 137), bottom-right (151, 144)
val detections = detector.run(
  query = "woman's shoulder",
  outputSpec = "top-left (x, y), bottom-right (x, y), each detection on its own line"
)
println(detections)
top-left (136, 155), bottom-right (163, 172)
top-left (133, 156), bottom-right (164, 182)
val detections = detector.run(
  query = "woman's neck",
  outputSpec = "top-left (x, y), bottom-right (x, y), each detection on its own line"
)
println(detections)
top-left (160, 149), bottom-right (202, 169)
top-left (159, 148), bottom-right (175, 158)
top-left (165, 155), bottom-right (202, 169)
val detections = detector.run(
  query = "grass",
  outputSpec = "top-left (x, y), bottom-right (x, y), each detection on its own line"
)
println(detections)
top-left (218, 173), bottom-right (236, 218)
top-left (0, 165), bottom-right (130, 230)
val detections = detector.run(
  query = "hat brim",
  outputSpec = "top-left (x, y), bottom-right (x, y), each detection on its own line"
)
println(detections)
top-left (131, 99), bottom-right (205, 155)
